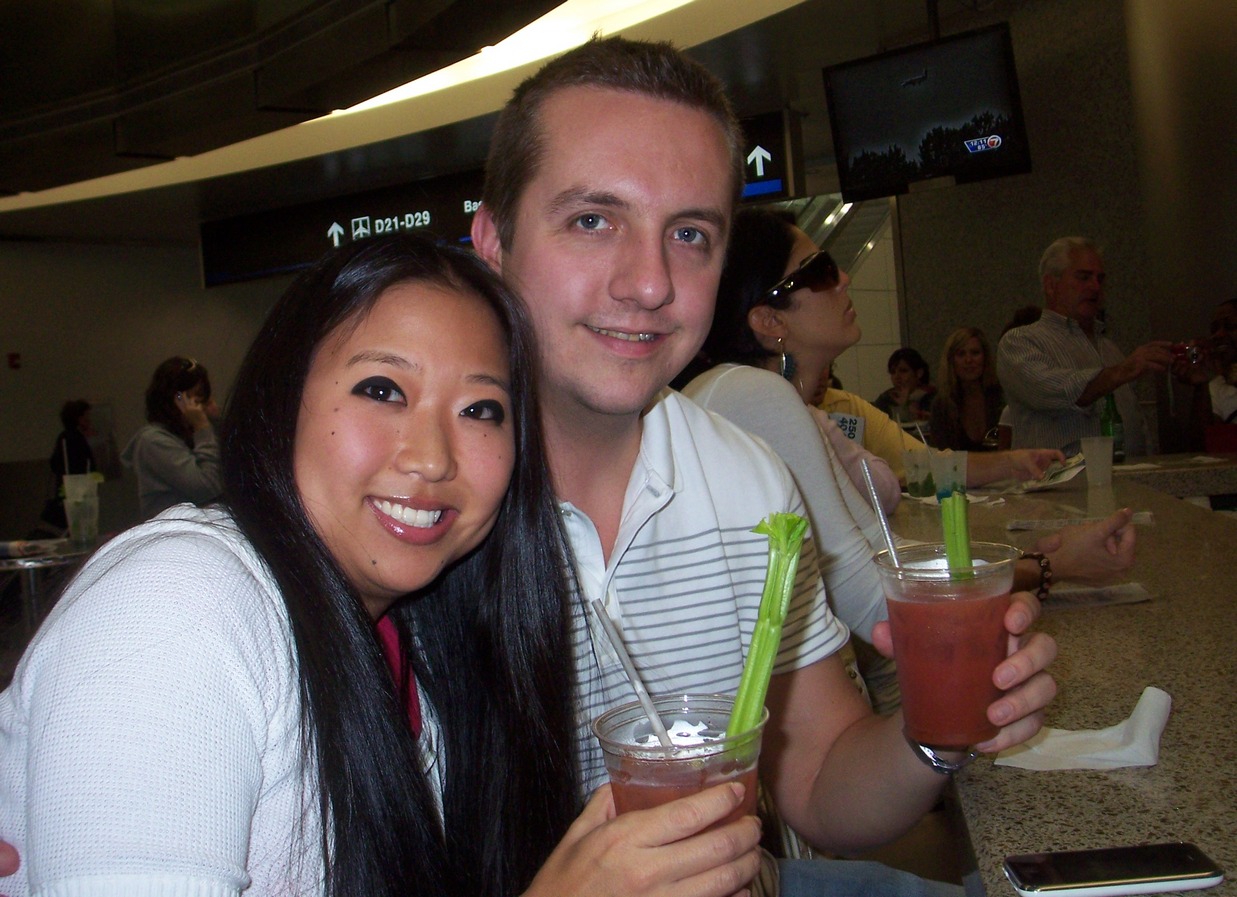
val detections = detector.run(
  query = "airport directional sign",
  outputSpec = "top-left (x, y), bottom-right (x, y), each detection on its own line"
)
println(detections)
top-left (739, 110), bottom-right (803, 202)
top-left (199, 168), bottom-right (484, 287)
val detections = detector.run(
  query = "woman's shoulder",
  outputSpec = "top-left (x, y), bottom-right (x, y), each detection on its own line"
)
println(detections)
top-left (683, 363), bottom-right (802, 406)
top-left (45, 508), bottom-right (282, 640)
top-left (871, 388), bottom-right (896, 410)
top-left (10, 507), bottom-right (295, 726)
top-left (682, 361), bottom-right (796, 395)
top-left (822, 387), bottom-right (883, 418)
top-left (123, 422), bottom-right (179, 456)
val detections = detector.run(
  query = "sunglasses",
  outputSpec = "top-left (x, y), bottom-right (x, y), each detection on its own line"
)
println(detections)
top-left (763, 250), bottom-right (840, 303)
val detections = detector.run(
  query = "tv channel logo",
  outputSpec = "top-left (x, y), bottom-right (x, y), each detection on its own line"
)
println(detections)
top-left (964, 135), bottom-right (1003, 154)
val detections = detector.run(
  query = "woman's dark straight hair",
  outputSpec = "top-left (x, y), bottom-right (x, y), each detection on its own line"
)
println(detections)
top-left (220, 233), bottom-right (579, 896)
top-left (702, 207), bottom-right (799, 368)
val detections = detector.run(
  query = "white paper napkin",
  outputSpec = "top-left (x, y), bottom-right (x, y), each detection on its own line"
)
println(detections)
top-left (994, 687), bottom-right (1171, 770)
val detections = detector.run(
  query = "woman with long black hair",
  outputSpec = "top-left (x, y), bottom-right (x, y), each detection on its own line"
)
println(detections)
top-left (1, 235), bottom-right (585, 896)
top-left (3, 232), bottom-right (764, 897)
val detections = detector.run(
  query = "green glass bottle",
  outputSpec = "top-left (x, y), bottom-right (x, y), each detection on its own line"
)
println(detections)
top-left (1100, 394), bottom-right (1125, 463)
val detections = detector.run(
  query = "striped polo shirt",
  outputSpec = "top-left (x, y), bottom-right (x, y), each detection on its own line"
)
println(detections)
top-left (560, 390), bottom-right (847, 897)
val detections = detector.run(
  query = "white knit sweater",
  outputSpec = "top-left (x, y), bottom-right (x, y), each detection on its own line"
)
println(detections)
top-left (0, 505), bottom-right (323, 896)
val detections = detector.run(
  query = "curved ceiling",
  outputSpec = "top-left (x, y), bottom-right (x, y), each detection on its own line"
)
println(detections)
top-left (0, 0), bottom-right (984, 247)
top-left (0, 0), bottom-right (562, 195)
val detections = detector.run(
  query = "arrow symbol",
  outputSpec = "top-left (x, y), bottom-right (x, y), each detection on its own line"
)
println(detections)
top-left (327, 222), bottom-right (345, 247)
top-left (746, 145), bottom-right (772, 178)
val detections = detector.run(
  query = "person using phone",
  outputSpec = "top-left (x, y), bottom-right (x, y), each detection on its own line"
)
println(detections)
top-left (120, 355), bottom-right (224, 519)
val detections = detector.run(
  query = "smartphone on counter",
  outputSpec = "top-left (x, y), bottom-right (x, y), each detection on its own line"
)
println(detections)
top-left (1003, 842), bottom-right (1224, 897)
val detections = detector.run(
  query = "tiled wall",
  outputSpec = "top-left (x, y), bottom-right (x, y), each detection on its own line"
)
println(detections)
top-left (831, 216), bottom-right (902, 405)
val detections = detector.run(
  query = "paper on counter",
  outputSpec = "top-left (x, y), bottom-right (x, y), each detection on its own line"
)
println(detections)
top-left (976, 455), bottom-right (1087, 496)
top-left (995, 686), bottom-right (1171, 771)
top-left (1113, 462), bottom-right (1161, 471)
top-left (1045, 582), bottom-right (1152, 609)
top-left (903, 493), bottom-right (1003, 507)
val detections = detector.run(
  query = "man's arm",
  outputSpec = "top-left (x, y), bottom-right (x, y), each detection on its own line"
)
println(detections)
top-left (761, 654), bottom-right (943, 853)
top-left (1074, 342), bottom-right (1175, 408)
top-left (761, 591), bottom-right (1053, 851)
top-left (763, 597), bottom-right (1057, 854)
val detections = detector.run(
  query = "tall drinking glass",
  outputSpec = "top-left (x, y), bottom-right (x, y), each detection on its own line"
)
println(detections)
top-left (62, 473), bottom-right (99, 548)
top-left (875, 543), bottom-right (1020, 751)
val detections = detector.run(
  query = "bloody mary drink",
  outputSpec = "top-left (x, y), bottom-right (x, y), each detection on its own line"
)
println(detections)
top-left (610, 764), bottom-right (760, 825)
top-left (875, 542), bottom-right (1020, 750)
top-left (593, 694), bottom-right (766, 824)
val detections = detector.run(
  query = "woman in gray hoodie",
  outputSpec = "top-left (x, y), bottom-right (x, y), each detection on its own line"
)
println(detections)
top-left (121, 356), bottom-right (223, 519)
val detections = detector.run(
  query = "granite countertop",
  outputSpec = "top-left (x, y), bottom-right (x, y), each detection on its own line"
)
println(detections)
top-left (1112, 452), bottom-right (1237, 497)
top-left (893, 479), bottom-right (1237, 895)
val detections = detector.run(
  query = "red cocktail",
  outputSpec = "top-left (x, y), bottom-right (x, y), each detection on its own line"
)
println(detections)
top-left (610, 764), bottom-right (760, 825)
top-left (875, 543), bottom-right (1020, 750)
top-left (593, 694), bottom-right (766, 823)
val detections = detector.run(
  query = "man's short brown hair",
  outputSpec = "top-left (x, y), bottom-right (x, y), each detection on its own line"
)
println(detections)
top-left (481, 35), bottom-right (745, 250)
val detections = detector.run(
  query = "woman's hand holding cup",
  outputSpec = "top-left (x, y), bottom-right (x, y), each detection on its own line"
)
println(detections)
top-left (523, 783), bottom-right (762, 897)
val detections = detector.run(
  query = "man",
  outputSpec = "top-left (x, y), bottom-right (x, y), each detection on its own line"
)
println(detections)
top-left (473, 37), bottom-right (1056, 897)
top-left (1170, 297), bottom-right (1237, 449)
top-left (1203, 298), bottom-right (1237, 423)
top-left (997, 236), bottom-right (1175, 454)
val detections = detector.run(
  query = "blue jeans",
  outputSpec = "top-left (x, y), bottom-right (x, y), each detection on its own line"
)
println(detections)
top-left (777, 857), bottom-right (964, 897)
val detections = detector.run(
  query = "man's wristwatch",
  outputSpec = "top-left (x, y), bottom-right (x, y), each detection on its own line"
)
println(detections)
top-left (906, 736), bottom-right (979, 774)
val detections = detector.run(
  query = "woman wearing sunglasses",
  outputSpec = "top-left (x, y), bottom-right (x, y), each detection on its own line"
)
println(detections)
top-left (683, 208), bottom-right (1137, 706)
top-left (690, 208), bottom-right (1063, 498)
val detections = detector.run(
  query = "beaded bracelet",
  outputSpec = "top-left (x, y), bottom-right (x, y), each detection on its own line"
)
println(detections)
top-left (1020, 551), bottom-right (1053, 601)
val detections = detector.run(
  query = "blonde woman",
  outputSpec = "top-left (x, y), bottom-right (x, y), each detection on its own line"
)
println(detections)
top-left (930, 327), bottom-right (1005, 451)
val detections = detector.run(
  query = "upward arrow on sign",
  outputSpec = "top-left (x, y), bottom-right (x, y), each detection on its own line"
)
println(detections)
top-left (746, 145), bottom-right (772, 178)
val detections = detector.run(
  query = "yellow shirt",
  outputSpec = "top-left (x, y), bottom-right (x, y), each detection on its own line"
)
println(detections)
top-left (818, 388), bottom-right (926, 481)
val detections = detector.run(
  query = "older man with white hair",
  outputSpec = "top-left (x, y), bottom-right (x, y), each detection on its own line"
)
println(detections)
top-left (996, 236), bottom-right (1174, 454)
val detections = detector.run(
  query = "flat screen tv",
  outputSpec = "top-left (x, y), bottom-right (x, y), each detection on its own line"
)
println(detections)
top-left (822, 23), bottom-right (1031, 201)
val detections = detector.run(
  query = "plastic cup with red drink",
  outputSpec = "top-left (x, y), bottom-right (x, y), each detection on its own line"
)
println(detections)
top-left (874, 542), bottom-right (1021, 751)
top-left (592, 693), bottom-right (767, 824)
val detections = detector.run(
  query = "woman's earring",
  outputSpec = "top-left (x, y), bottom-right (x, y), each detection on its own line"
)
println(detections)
top-left (778, 338), bottom-right (797, 382)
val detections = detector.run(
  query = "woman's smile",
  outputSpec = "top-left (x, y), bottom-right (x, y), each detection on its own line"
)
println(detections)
top-left (294, 282), bottom-right (514, 617)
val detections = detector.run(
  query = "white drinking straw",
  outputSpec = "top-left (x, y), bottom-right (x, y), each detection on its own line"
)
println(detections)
top-left (589, 598), bottom-right (672, 747)
top-left (861, 458), bottom-right (900, 567)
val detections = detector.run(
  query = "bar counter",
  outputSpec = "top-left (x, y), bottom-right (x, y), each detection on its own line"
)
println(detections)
top-left (1113, 452), bottom-right (1237, 498)
top-left (891, 474), bottom-right (1237, 895)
